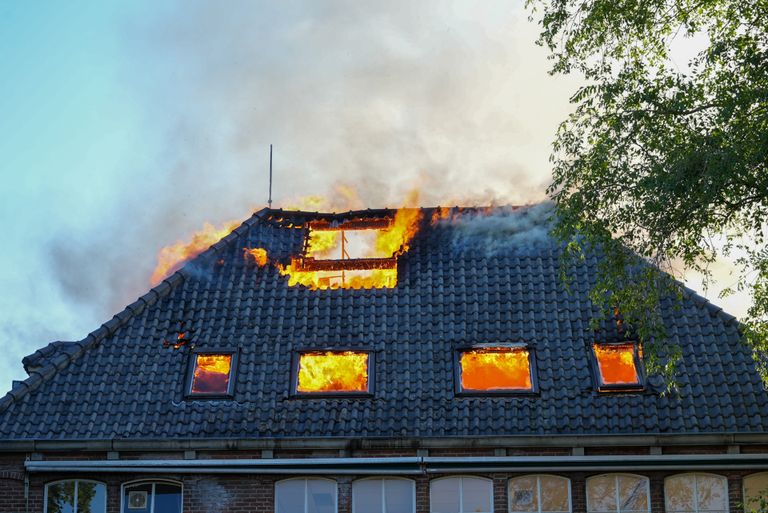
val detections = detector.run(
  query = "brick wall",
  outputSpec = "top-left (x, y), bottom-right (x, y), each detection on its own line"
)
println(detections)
top-left (1, 449), bottom-right (766, 513)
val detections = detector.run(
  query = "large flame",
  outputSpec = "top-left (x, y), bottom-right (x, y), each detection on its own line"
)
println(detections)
top-left (460, 348), bottom-right (532, 391)
top-left (191, 354), bottom-right (232, 394)
top-left (279, 207), bottom-right (423, 290)
top-left (296, 351), bottom-right (369, 393)
top-left (593, 344), bottom-right (639, 385)
top-left (151, 220), bottom-right (241, 285)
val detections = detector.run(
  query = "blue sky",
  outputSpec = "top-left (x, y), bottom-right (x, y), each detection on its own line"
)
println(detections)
top-left (0, 1), bottom-right (748, 394)
top-left (0, 2), bottom-right (159, 384)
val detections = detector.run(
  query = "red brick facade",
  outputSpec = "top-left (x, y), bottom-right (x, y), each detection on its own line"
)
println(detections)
top-left (1, 446), bottom-right (766, 513)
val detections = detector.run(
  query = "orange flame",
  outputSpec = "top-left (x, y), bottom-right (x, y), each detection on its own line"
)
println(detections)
top-left (296, 351), bottom-right (369, 393)
top-left (191, 354), bottom-right (232, 394)
top-left (460, 348), bottom-right (532, 391)
top-left (151, 220), bottom-right (241, 285)
top-left (279, 207), bottom-right (423, 290)
top-left (594, 344), bottom-right (639, 385)
top-left (243, 247), bottom-right (268, 266)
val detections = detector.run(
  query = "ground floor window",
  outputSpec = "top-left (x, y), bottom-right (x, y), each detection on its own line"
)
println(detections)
top-left (586, 474), bottom-right (649, 513)
top-left (276, 478), bottom-right (337, 513)
top-left (743, 473), bottom-right (768, 513)
top-left (352, 477), bottom-right (415, 513)
top-left (45, 480), bottom-right (106, 513)
top-left (665, 473), bottom-right (728, 513)
top-left (430, 476), bottom-right (493, 513)
top-left (509, 474), bottom-right (571, 513)
top-left (122, 480), bottom-right (182, 513)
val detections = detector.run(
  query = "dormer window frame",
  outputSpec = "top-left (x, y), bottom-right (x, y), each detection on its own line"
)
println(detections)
top-left (590, 341), bottom-right (645, 393)
top-left (453, 343), bottom-right (539, 397)
top-left (290, 348), bottom-right (375, 398)
top-left (184, 347), bottom-right (239, 400)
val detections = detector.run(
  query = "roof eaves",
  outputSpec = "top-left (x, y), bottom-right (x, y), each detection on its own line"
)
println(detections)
top-left (0, 209), bottom-right (270, 416)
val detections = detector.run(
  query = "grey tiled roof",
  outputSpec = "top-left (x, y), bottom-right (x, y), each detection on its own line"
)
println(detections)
top-left (0, 205), bottom-right (766, 440)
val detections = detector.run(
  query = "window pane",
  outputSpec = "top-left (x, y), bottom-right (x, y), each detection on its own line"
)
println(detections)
top-left (510, 476), bottom-right (539, 513)
top-left (462, 478), bottom-right (491, 513)
top-left (354, 480), bottom-right (384, 513)
top-left (47, 481), bottom-right (76, 513)
top-left (540, 476), bottom-right (570, 513)
top-left (587, 475), bottom-right (616, 513)
top-left (124, 483), bottom-right (153, 513)
top-left (76, 481), bottom-right (105, 513)
top-left (384, 479), bottom-right (414, 513)
top-left (296, 352), bottom-right (369, 393)
top-left (154, 483), bottom-right (183, 513)
top-left (666, 475), bottom-right (697, 513)
top-left (744, 473), bottom-right (768, 513)
top-left (307, 479), bottom-right (336, 513)
top-left (594, 344), bottom-right (639, 385)
top-left (618, 476), bottom-right (648, 512)
top-left (460, 348), bottom-right (532, 391)
top-left (191, 354), bottom-right (232, 394)
top-left (431, 478), bottom-right (460, 513)
top-left (276, 480), bottom-right (306, 513)
top-left (696, 475), bottom-right (727, 512)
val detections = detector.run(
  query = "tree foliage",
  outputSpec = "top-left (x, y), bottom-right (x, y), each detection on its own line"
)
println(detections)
top-left (527, 0), bottom-right (768, 388)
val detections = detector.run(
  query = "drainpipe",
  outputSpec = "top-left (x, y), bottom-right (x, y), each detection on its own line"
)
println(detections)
top-left (24, 471), bottom-right (29, 513)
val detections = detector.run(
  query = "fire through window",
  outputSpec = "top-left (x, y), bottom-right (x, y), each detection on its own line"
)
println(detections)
top-left (293, 351), bottom-right (371, 395)
top-left (187, 351), bottom-right (236, 397)
top-left (593, 343), bottom-right (642, 390)
top-left (279, 209), bottom-right (422, 290)
top-left (457, 347), bottom-right (534, 393)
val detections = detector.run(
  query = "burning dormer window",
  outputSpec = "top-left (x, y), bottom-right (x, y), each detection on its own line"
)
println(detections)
top-left (592, 342), bottom-right (643, 391)
top-left (455, 345), bottom-right (537, 395)
top-left (279, 210), bottom-right (422, 290)
top-left (291, 350), bottom-right (373, 396)
top-left (185, 349), bottom-right (238, 398)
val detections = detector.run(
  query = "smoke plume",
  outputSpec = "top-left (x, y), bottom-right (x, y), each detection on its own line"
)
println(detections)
top-left (42, 1), bottom-right (576, 341)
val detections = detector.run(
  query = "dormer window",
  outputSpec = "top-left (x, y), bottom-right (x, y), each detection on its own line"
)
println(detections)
top-left (292, 350), bottom-right (373, 396)
top-left (186, 349), bottom-right (238, 398)
top-left (279, 210), bottom-right (422, 290)
top-left (592, 342), bottom-right (643, 391)
top-left (455, 346), bottom-right (536, 395)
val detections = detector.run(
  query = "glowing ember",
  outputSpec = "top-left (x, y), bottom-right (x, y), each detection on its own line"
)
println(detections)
top-left (296, 351), bottom-right (369, 393)
top-left (151, 220), bottom-right (241, 285)
top-left (280, 208), bottom-right (423, 290)
top-left (460, 348), bottom-right (532, 391)
top-left (593, 344), bottom-right (639, 385)
top-left (191, 354), bottom-right (232, 394)
top-left (243, 247), bottom-right (268, 266)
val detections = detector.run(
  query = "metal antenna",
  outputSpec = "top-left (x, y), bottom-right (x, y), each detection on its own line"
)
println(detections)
top-left (268, 144), bottom-right (273, 208)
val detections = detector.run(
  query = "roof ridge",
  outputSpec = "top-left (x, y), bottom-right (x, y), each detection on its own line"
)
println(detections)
top-left (0, 209), bottom-right (269, 415)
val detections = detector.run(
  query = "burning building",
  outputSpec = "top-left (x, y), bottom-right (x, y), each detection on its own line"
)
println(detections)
top-left (0, 205), bottom-right (767, 513)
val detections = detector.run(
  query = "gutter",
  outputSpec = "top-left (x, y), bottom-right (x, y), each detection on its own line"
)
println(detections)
top-left (6, 432), bottom-right (768, 452)
top-left (25, 453), bottom-right (768, 475)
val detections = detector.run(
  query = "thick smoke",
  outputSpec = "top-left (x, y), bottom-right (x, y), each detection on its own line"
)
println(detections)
top-left (446, 202), bottom-right (556, 256)
top-left (45, 0), bottom-right (576, 318)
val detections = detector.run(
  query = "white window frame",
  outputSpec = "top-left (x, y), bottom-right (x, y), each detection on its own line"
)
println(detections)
top-left (586, 473), bottom-right (650, 513)
top-left (508, 474), bottom-right (573, 513)
top-left (352, 477), bottom-right (416, 513)
top-left (275, 477), bottom-right (338, 513)
top-left (743, 472), bottom-right (768, 513)
top-left (430, 475), bottom-right (494, 513)
top-left (44, 479), bottom-right (107, 513)
top-left (120, 479), bottom-right (183, 513)
top-left (665, 472), bottom-right (729, 513)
